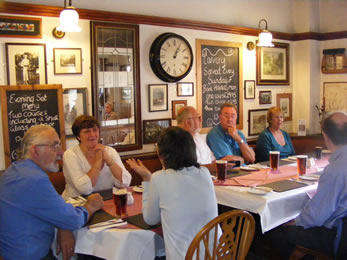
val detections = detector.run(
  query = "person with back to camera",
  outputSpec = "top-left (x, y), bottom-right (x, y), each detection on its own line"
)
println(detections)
top-left (269, 112), bottom-right (347, 259)
top-left (0, 125), bottom-right (104, 260)
top-left (255, 106), bottom-right (295, 162)
top-left (62, 115), bottom-right (131, 200)
top-left (126, 126), bottom-right (219, 260)
top-left (207, 102), bottom-right (255, 164)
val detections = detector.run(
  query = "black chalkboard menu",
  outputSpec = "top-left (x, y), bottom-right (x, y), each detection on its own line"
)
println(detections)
top-left (196, 40), bottom-right (243, 131)
top-left (0, 84), bottom-right (65, 167)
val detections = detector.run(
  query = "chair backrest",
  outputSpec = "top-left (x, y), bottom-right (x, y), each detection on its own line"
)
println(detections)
top-left (185, 210), bottom-right (255, 260)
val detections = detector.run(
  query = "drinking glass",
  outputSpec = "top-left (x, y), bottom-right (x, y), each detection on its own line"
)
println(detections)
top-left (112, 188), bottom-right (128, 218)
top-left (297, 155), bottom-right (308, 175)
top-left (216, 160), bottom-right (227, 182)
top-left (269, 151), bottom-right (280, 171)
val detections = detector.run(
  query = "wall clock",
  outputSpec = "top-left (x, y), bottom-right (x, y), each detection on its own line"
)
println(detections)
top-left (149, 32), bottom-right (193, 82)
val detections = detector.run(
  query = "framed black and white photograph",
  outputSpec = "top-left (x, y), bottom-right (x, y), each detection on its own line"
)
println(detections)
top-left (259, 91), bottom-right (272, 104)
top-left (5, 42), bottom-right (47, 85)
top-left (148, 84), bottom-right (168, 112)
top-left (177, 82), bottom-right (194, 96)
top-left (121, 87), bottom-right (131, 100)
top-left (256, 42), bottom-right (289, 85)
top-left (172, 100), bottom-right (187, 119)
top-left (0, 15), bottom-right (42, 38)
top-left (63, 88), bottom-right (87, 137)
top-left (248, 109), bottom-right (268, 136)
top-left (53, 48), bottom-right (82, 75)
top-left (244, 80), bottom-right (255, 99)
top-left (276, 93), bottom-right (292, 121)
top-left (323, 82), bottom-right (347, 113)
top-left (143, 118), bottom-right (171, 144)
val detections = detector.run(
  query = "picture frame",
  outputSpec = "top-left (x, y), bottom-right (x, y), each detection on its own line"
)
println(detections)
top-left (120, 87), bottom-right (131, 100)
top-left (5, 43), bottom-right (47, 85)
top-left (323, 82), bottom-right (347, 113)
top-left (276, 93), bottom-right (293, 121)
top-left (259, 90), bottom-right (272, 104)
top-left (63, 88), bottom-right (87, 137)
top-left (143, 118), bottom-right (172, 144)
top-left (177, 82), bottom-right (194, 96)
top-left (248, 109), bottom-right (268, 136)
top-left (148, 84), bottom-right (168, 112)
top-left (172, 100), bottom-right (187, 120)
top-left (0, 15), bottom-right (42, 38)
top-left (53, 48), bottom-right (82, 75)
top-left (256, 42), bottom-right (289, 85)
top-left (244, 80), bottom-right (255, 99)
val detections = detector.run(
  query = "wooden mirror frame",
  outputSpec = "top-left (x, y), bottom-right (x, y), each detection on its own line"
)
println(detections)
top-left (91, 21), bottom-right (142, 151)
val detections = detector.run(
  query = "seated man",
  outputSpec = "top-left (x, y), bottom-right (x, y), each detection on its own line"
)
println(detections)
top-left (207, 102), bottom-right (255, 163)
top-left (269, 112), bottom-right (347, 259)
top-left (177, 106), bottom-right (215, 165)
top-left (0, 125), bottom-right (104, 260)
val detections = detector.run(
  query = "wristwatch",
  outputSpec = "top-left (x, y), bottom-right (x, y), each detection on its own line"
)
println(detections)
top-left (238, 139), bottom-right (245, 145)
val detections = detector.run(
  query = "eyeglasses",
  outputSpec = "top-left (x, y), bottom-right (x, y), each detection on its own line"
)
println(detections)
top-left (36, 143), bottom-right (62, 152)
top-left (222, 113), bottom-right (237, 119)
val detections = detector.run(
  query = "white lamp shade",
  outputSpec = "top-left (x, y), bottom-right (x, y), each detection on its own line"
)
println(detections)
top-left (257, 31), bottom-right (274, 47)
top-left (56, 7), bottom-right (81, 32)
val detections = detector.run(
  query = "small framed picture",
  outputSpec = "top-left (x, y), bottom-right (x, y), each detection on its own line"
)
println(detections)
top-left (276, 93), bottom-right (292, 121)
top-left (248, 109), bottom-right (268, 136)
top-left (256, 42), bottom-right (290, 85)
top-left (172, 100), bottom-right (187, 120)
top-left (177, 82), bottom-right (194, 96)
top-left (63, 88), bottom-right (87, 137)
top-left (244, 80), bottom-right (255, 99)
top-left (53, 48), bottom-right (82, 75)
top-left (5, 42), bottom-right (47, 85)
top-left (0, 15), bottom-right (42, 38)
top-left (259, 91), bottom-right (272, 104)
top-left (148, 84), bottom-right (168, 112)
top-left (143, 118), bottom-right (171, 144)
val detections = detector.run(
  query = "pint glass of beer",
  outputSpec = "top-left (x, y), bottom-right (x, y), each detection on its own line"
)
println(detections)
top-left (112, 188), bottom-right (128, 218)
top-left (216, 160), bottom-right (227, 182)
top-left (297, 155), bottom-right (308, 175)
top-left (269, 151), bottom-right (280, 171)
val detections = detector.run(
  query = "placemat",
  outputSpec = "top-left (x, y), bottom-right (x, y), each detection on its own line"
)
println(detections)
top-left (259, 180), bottom-right (307, 192)
top-left (81, 189), bottom-right (113, 201)
top-left (125, 213), bottom-right (161, 230)
top-left (261, 160), bottom-right (295, 167)
top-left (210, 170), bottom-right (250, 178)
top-left (85, 209), bottom-right (116, 226)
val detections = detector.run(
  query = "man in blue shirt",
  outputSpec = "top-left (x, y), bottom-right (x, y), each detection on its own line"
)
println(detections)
top-left (270, 112), bottom-right (347, 259)
top-left (0, 125), bottom-right (104, 260)
top-left (207, 102), bottom-right (255, 163)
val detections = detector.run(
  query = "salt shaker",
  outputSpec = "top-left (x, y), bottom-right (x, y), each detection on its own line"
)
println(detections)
top-left (127, 191), bottom-right (134, 205)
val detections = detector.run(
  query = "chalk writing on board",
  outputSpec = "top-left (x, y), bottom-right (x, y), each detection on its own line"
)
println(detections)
top-left (200, 45), bottom-right (240, 128)
top-left (7, 89), bottom-right (60, 161)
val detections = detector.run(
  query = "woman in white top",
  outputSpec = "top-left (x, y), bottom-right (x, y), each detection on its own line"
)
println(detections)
top-left (127, 126), bottom-right (218, 260)
top-left (62, 115), bottom-right (131, 199)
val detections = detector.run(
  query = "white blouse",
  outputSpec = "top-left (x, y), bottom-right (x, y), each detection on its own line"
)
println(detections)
top-left (62, 145), bottom-right (131, 199)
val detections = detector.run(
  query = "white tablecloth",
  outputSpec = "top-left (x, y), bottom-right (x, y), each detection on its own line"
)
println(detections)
top-left (215, 182), bottom-right (318, 233)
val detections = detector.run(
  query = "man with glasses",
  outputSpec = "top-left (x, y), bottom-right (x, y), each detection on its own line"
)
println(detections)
top-left (177, 106), bottom-right (215, 165)
top-left (0, 125), bottom-right (104, 260)
top-left (207, 102), bottom-right (255, 164)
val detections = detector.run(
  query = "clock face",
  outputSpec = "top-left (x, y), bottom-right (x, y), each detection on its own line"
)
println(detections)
top-left (150, 33), bottom-right (193, 82)
top-left (159, 37), bottom-right (192, 78)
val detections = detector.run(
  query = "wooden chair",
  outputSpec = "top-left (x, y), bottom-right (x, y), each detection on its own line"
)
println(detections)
top-left (185, 210), bottom-right (255, 260)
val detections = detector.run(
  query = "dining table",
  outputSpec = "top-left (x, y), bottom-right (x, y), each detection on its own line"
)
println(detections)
top-left (54, 187), bottom-right (165, 260)
top-left (212, 154), bottom-right (330, 233)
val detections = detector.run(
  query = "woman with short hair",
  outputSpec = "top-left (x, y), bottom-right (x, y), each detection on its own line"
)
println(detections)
top-left (255, 107), bottom-right (295, 162)
top-left (126, 126), bottom-right (218, 260)
top-left (62, 115), bottom-right (131, 199)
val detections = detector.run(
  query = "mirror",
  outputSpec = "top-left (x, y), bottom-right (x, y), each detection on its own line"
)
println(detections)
top-left (91, 22), bottom-right (142, 151)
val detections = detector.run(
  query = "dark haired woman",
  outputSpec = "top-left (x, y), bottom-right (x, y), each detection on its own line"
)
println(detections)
top-left (62, 115), bottom-right (131, 199)
top-left (126, 126), bottom-right (218, 260)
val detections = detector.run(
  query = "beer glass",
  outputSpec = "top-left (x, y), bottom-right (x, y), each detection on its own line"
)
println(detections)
top-left (269, 151), bottom-right (280, 171)
top-left (112, 188), bottom-right (128, 218)
top-left (216, 160), bottom-right (227, 182)
top-left (297, 155), bottom-right (308, 175)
